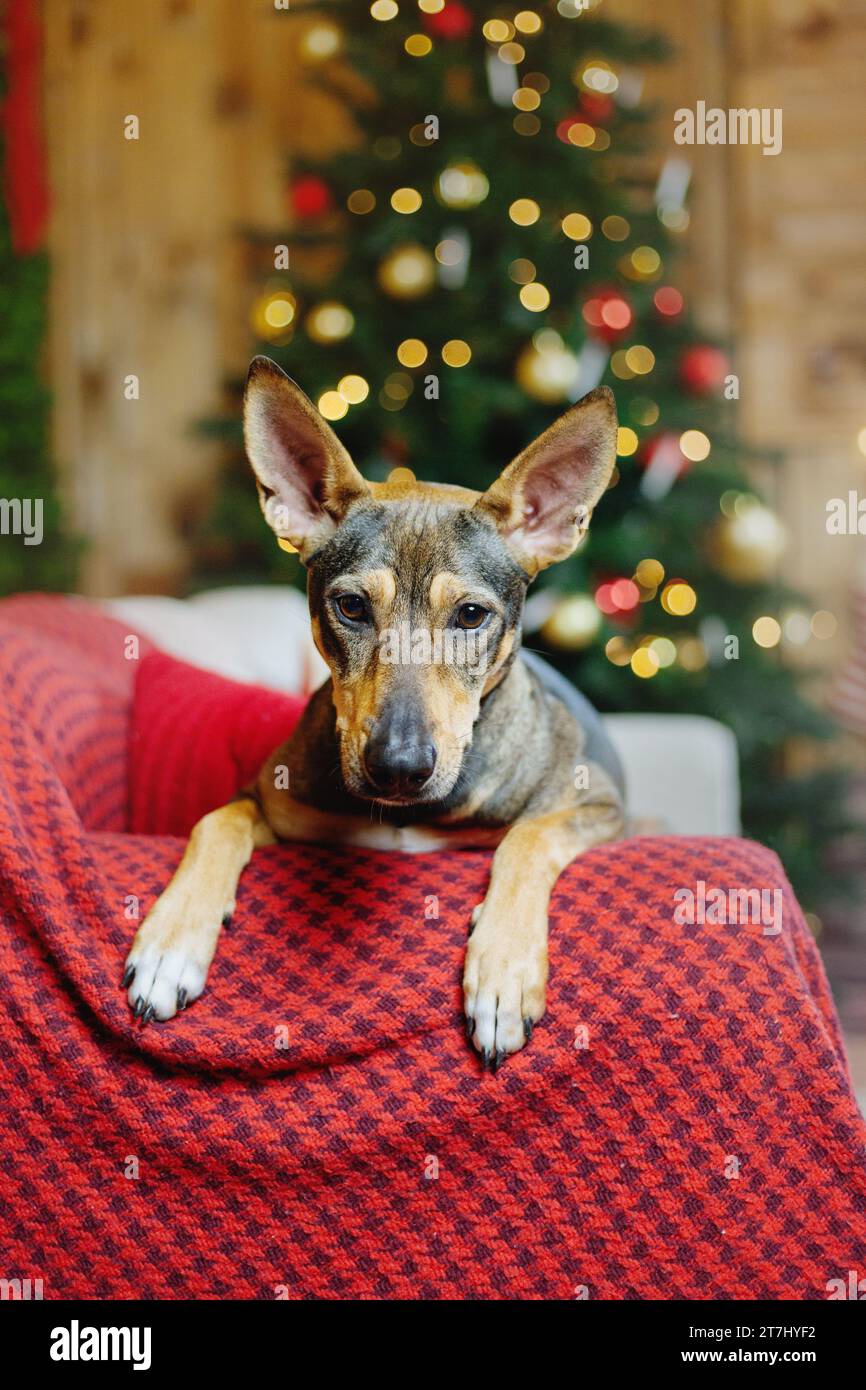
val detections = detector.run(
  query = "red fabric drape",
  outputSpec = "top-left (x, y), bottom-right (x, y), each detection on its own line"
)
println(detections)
top-left (1, 595), bottom-right (866, 1298)
top-left (1, 0), bottom-right (48, 253)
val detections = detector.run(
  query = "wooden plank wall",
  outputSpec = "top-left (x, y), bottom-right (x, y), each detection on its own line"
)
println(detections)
top-left (43, 0), bottom-right (865, 711)
top-left (42, 0), bottom-right (348, 594)
top-left (727, 0), bottom-right (866, 687)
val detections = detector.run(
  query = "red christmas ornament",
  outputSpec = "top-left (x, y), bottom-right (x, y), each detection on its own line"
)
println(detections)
top-left (679, 344), bottom-right (730, 395)
top-left (596, 579), bottom-right (640, 616)
top-left (423, 2), bottom-right (473, 40)
top-left (580, 91), bottom-right (614, 123)
top-left (582, 286), bottom-right (633, 342)
top-left (638, 431), bottom-right (689, 477)
top-left (290, 175), bottom-right (333, 219)
top-left (653, 285), bottom-right (684, 318)
top-left (4, 0), bottom-right (49, 253)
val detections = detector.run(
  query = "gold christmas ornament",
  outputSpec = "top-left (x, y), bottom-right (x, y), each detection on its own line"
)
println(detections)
top-left (434, 161), bottom-right (490, 209)
top-left (377, 243), bottom-right (436, 299)
top-left (542, 594), bottom-right (601, 650)
top-left (713, 504), bottom-right (787, 584)
top-left (405, 34), bottom-right (433, 56)
top-left (515, 335), bottom-right (579, 403)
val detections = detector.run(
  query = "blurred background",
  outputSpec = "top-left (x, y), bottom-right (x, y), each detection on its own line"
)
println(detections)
top-left (1, 0), bottom-right (864, 1071)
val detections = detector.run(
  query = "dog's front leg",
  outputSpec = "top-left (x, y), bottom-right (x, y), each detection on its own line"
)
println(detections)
top-left (464, 780), bottom-right (623, 1066)
top-left (123, 797), bottom-right (275, 1023)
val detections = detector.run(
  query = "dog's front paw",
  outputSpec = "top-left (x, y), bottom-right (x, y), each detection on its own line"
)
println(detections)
top-left (463, 908), bottom-right (548, 1068)
top-left (122, 890), bottom-right (231, 1025)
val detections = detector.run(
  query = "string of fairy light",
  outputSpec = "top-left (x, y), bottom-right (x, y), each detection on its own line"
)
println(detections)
top-left (252, 0), bottom-right (837, 675)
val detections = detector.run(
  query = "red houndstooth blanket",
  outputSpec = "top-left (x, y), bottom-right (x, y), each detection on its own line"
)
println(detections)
top-left (0, 594), bottom-right (864, 1299)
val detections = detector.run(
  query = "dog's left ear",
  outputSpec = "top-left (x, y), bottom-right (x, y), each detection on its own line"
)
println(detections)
top-left (473, 386), bottom-right (617, 576)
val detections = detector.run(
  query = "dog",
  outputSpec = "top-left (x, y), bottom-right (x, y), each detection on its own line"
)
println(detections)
top-left (122, 356), bottom-right (626, 1066)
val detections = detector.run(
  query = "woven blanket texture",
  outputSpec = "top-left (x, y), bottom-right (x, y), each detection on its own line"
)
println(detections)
top-left (0, 594), bottom-right (864, 1299)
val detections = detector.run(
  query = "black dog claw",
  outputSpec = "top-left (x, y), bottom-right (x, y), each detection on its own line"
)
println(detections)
top-left (141, 1004), bottom-right (155, 1027)
top-left (222, 912), bottom-right (233, 928)
top-left (494, 1050), bottom-right (506, 1073)
top-left (465, 1015), bottom-right (474, 1042)
top-left (177, 987), bottom-right (188, 1012)
top-left (121, 964), bottom-right (135, 989)
top-left (523, 1018), bottom-right (533, 1042)
top-left (133, 995), bottom-right (145, 1019)
top-left (481, 1047), bottom-right (493, 1070)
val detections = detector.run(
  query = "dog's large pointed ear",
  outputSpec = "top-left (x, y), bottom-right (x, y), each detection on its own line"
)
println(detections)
top-left (473, 386), bottom-right (617, 576)
top-left (243, 356), bottom-right (371, 562)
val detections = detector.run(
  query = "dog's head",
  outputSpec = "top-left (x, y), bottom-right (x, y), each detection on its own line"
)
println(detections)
top-left (244, 356), bottom-right (616, 806)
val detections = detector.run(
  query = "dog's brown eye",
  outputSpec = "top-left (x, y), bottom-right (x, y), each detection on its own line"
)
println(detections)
top-left (456, 603), bottom-right (489, 630)
top-left (334, 593), bottom-right (369, 624)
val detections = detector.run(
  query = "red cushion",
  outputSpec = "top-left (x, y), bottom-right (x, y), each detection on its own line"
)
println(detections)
top-left (129, 651), bottom-right (306, 835)
top-left (2, 596), bottom-right (866, 1299)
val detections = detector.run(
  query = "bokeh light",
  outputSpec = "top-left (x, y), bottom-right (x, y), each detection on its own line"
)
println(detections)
top-left (396, 338), bottom-right (427, 367)
top-left (391, 187), bottom-right (422, 213)
top-left (318, 390), bottom-right (348, 420)
top-left (562, 213), bottom-right (593, 240)
top-left (337, 374), bottom-right (369, 404)
top-left (347, 188), bottom-right (376, 214)
top-left (442, 339), bottom-right (472, 367)
top-left (752, 616), bottom-right (782, 648)
top-left (519, 282), bottom-right (550, 311)
top-left (662, 582), bottom-right (697, 616)
top-left (509, 198), bottom-right (541, 226)
top-left (679, 429), bottom-right (711, 462)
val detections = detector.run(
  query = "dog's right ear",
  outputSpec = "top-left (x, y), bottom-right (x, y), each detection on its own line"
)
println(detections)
top-left (243, 356), bottom-right (371, 562)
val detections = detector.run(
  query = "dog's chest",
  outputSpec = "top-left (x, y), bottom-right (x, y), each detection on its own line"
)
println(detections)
top-left (340, 819), bottom-right (507, 854)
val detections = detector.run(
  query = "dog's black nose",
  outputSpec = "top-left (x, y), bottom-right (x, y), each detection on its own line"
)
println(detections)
top-left (364, 736), bottom-right (437, 798)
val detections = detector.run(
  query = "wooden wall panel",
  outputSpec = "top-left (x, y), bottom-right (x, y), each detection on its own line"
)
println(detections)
top-left (726, 0), bottom-right (866, 692)
top-left (42, 0), bottom-right (348, 594)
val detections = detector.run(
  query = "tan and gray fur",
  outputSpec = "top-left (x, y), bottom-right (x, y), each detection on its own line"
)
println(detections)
top-left (123, 356), bottom-right (625, 1067)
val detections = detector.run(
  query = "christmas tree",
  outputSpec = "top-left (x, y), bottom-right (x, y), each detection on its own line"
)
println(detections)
top-left (199, 0), bottom-right (855, 912)
top-left (0, 124), bottom-right (73, 595)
